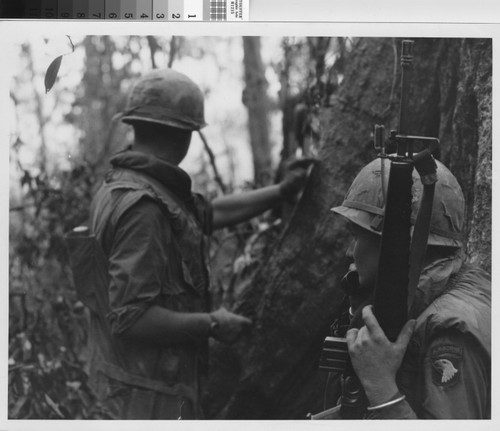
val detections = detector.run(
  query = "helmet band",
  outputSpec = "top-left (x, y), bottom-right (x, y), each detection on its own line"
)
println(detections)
top-left (340, 201), bottom-right (463, 241)
top-left (342, 200), bottom-right (385, 216)
top-left (121, 104), bottom-right (206, 130)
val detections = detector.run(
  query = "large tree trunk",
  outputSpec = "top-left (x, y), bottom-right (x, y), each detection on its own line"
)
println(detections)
top-left (242, 36), bottom-right (273, 186)
top-left (203, 37), bottom-right (491, 419)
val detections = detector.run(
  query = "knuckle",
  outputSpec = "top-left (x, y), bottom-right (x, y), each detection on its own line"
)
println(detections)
top-left (359, 337), bottom-right (370, 348)
top-left (347, 343), bottom-right (357, 356)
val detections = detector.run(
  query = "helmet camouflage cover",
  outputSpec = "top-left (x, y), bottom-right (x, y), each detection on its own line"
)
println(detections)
top-left (121, 69), bottom-right (206, 131)
top-left (332, 157), bottom-right (464, 247)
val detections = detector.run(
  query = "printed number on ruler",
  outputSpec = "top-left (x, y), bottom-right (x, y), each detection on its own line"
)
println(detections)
top-left (73, 0), bottom-right (89, 18)
top-left (136, 0), bottom-right (152, 20)
top-left (120, 0), bottom-right (135, 19)
top-left (58, 0), bottom-right (72, 19)
top-left (168, 0), bottom-right (182, 20)
top-left (26, 0), bottom-right (41, 18)
top-left (153, 0), bottom-right (168, 20)
top-left (88, 0), bottom-right (104, 19)
top-left (106, 0), bottom-right (120, 19)
top-left (42, 0), bottom-right (58, 19)
top-left (184, 0), bottom-right (202, 20)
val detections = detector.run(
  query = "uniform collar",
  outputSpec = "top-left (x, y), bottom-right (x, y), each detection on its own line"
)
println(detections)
top-left (109, 150), bottom-right (193, 202)
top-left (409, 250), bottom-right (465, 318)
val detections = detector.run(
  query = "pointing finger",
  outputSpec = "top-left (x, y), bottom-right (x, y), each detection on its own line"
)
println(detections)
top-left (345, 328), bottom-right (359, 346)
top-left (396, 319), bottom-right (416, 348)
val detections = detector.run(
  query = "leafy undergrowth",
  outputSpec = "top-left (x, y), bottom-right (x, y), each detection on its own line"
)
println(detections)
top-left (9, 342), bottom-right (95, 419)
top-left (8, 160), bottom-right (281, 419)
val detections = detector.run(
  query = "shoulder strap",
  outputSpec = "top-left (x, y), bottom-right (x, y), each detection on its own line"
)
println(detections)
top-left (102, 170), bottom-right (196, 234)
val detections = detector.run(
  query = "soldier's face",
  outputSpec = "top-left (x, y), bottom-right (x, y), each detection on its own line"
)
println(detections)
top-left (346, 223), bottom-right (380, 290)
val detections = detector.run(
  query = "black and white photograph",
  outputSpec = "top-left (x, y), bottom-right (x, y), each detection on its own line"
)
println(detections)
top-left (1, 15), bottom-right (496, 429)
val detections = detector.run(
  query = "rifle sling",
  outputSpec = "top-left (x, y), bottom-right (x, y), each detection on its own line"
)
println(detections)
top-left (407, 181), bottom-right (436, 315)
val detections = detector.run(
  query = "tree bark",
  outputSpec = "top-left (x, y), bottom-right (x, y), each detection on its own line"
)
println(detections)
top-left (203, 37), bottom-right (491, 419)
top-left (449, 40), bottom-right (492, 273)
top-left (242, 36), bottom-right (273, 186)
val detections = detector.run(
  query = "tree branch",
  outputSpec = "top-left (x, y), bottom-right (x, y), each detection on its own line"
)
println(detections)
top-left (168, 36), bottom-right (177, 68)
top-left (146, 36), bottom-right (159, 69)
top-left (198, 131), bottom-right (227, 194)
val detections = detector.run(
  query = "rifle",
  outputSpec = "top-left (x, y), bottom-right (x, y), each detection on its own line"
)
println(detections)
top-left (312, 40), bottom-right (439, 419)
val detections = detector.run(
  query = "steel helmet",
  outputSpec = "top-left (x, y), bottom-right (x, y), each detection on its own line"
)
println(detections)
top-left (121, 69), bottom-right (206, 131)
top-left (332, 157), bottom-right (464, 247)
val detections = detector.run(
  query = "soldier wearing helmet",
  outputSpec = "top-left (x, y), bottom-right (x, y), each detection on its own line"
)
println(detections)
top-left (328, 156), bottom-right (490, 419)
top-left (86, 69), bottom-right (315, 419)
top-left (121, 68), bottom-right (207, 130)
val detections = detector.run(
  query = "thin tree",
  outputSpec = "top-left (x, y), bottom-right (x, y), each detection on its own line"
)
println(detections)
top-left (242, 36), bottom-right (273, 186)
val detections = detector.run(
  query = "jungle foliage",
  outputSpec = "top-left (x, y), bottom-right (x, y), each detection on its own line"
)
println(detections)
top-left (8, 36), bottom-right (491, 419)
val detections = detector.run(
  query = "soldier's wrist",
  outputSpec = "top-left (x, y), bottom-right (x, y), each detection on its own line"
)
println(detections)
top-left (279, 180), bottom-right (298, 202)
top-left (364, 381), bottom-right (399, 407)
top-left (366, 391), bottom-right (405, 411)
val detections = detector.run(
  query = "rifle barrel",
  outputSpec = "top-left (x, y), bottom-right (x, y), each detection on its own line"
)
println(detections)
top-left (397, 40), bottom-right (414, 156)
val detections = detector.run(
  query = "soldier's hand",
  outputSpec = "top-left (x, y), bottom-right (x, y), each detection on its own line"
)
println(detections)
top-left (279, 157), bottom-right (318, 203)
top-left (346, 305), bottom-right (415, 406)
top-left (209, 307), bottom-right (252, 344)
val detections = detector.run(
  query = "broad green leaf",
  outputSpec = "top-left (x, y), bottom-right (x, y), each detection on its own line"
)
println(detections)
top-left (44, 55), bottom-right (63, 94)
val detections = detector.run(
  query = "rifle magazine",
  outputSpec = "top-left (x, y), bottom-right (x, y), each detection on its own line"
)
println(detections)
top-left (319, 336), bottom-right (348, 373)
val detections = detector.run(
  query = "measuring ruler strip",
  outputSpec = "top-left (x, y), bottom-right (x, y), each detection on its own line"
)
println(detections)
top-left (4, 0), bottom-right (250, 20)
top-left (41, 0), bottom-right (58, 18)
top-left (104, 0), bottom-right (119, 19)
top-left (73, 0), bottom-right (88, 18)
top-left (166, 0), bottom-right (182, 21)
top-left (89, 0), bottom-right (104, 18)
top-left (153, 0), bottom-right (169, 20)
top-left (184, 0), bottom-right (202, 20)
top-left (57, 0), bottom-right (72, 18)
top-left (135, 0), bottom-right (152, 20)
top-left (120, 0), bottom-right (135, 19)
top-left (25, 0), bottom-right (40, 17)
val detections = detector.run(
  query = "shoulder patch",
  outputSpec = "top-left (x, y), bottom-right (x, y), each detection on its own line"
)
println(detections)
top-left (430, 344), bottom-right (463, 387)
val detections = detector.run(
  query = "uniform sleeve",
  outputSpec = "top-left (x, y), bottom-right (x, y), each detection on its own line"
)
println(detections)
top-left (417, 329), bottom-right (490, 418)
top-left (192, 192), bottom-right (213, 236)
top-left (106, 198), bottom-right (173, 335)
top-left (367, 328), bottom-right (489, 419)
